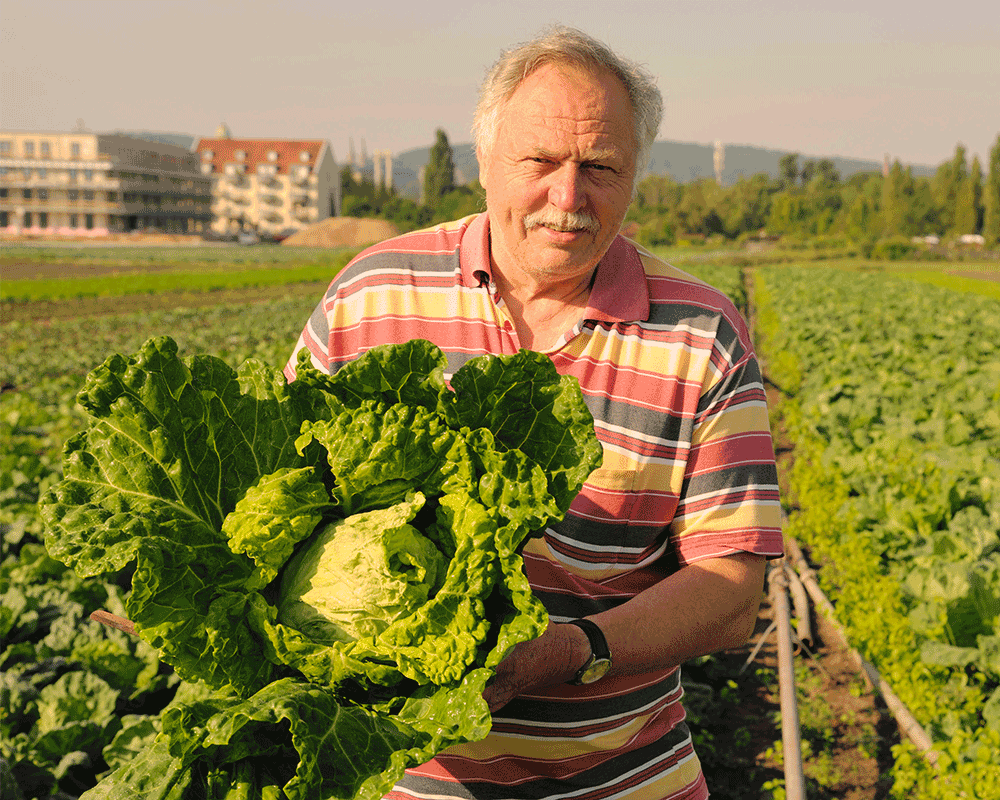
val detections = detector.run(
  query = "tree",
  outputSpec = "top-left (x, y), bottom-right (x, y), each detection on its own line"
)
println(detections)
top-left (778, 153), bottom-right (799, 189)
top-left (800, 160), bottom-right (816, 185)
top-left (814, 159), bottom-right (841, 186)
top-left (424, 129), bottom-right (455, 207)
top-left (880, 160), bottom-right (906, 236)
top-left (983, 134), bottom-right (1000, 245)
top-left (932, 144), bottom-right (968, 233)
top-left (952, 155), bottom-right (982, 235)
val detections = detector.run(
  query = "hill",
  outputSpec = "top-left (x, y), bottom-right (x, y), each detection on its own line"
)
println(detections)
top-left (390, 141), bottom-right (937, 198)
top-left (105, 130), bottom-right (939, 200)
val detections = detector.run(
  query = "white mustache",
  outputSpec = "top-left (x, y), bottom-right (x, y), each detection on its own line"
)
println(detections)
top-left (523, 210), bottom-right (600, 234)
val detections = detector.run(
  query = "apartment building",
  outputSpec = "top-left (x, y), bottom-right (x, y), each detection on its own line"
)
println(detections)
top-left (193, 135), bottom-right (340, 237)
top-left (0, 131), bottom-right (213, 237)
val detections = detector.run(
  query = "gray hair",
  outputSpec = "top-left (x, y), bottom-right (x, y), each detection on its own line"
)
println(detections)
top-left (472, 26), bottom-right (663, 177)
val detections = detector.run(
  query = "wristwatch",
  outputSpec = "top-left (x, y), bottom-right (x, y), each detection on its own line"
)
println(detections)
top-left (567, 618), bottom-right (612, 685)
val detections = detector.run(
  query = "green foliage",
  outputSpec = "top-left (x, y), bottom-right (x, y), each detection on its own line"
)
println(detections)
top-left (1, 293), bottom-right (330, 799)
top-left (1, 259), bottom-right (354, 302)
top-left (952, 156), bottom-right (983, 236)
top-left (755, 265), bottom-right (1000, 797)
top-left (423, 129), bottom-right (456, 207)
top-left (36, 337), bottom-right (601, 798)
top-left (622, 138), bottom-right (996, 248)
top-left (981, 134), bottom-right (1000, 246)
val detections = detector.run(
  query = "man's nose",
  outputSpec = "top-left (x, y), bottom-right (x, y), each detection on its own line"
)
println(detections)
top-left (547, 165), bottom-right (586, 212)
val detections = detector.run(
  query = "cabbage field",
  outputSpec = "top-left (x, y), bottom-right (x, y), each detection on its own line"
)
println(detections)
top-left (754, 265), bottom-right (1000, 798)
top-left (2, 245), bottom-right (999, 799)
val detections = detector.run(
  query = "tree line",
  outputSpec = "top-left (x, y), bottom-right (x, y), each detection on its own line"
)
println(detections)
top-left (628, 135), bottom-right (1000, 250)
top-left (340, 130), bottom-right (1000, 250)
top-left (339, 129), bottom-right (483, 231)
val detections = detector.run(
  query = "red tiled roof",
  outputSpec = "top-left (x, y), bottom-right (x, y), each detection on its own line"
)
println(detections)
top-left (194, 138), bottom-right (326, 175)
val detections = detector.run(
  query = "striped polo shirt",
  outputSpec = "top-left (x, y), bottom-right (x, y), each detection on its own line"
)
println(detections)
top-left (285, 212), bottom-right (783, 799)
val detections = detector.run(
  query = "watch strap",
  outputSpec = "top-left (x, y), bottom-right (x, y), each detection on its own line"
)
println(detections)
top-left (567, 618), bottom-right (611, 684)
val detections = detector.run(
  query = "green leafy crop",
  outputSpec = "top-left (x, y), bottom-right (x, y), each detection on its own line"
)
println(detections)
top-left (39, 336), bottom-right (603, 799)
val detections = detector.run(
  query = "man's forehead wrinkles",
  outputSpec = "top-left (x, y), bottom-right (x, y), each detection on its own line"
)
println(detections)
top-left (519, 111), bottom-right (624, 137)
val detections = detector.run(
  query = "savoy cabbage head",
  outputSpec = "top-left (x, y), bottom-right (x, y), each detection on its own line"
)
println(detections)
top-left (40, 336), bottom-right (602, 800)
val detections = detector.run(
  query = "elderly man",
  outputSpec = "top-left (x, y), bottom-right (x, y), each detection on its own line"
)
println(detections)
top-left (286, 26), bottom-right (783, 800)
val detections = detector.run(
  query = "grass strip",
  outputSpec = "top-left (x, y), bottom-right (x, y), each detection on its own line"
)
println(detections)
top-left (1, 259), bottom-right (354, 301)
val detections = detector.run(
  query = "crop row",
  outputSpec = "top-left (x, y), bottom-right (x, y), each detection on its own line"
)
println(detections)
top-left (8, 255), bottom-right (993, 798)
top-left (754, 265), bottom-right (1000, 797)
top-left (1, 292), bottom-right (332, 800)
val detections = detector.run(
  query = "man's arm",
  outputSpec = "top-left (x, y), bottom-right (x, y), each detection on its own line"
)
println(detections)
top-left (483, 551), bottom-right (766, 711)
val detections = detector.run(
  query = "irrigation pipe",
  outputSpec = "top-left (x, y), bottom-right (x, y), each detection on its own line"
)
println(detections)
top-left (782, 535), bottom-right (940, 767)
top-left (769, 562), bottom-right (807, 800)
top-left (785, 564), bottom-right (813, 653)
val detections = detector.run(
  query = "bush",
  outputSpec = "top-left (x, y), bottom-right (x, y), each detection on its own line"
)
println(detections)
top-left (867, 236), bottom-right (917, 261)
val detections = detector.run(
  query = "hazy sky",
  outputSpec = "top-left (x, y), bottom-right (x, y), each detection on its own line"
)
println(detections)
top-left (2, 0), bottom-right (997, 168)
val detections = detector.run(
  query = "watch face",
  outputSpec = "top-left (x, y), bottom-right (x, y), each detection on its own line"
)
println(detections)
top-left (578, 657), bottom-right (612, 684)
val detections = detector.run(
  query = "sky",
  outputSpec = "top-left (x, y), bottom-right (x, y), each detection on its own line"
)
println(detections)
top-left (2, 0), bottom-right (998, 169)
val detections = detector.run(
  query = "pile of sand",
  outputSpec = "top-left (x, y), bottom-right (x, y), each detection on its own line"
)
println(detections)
top-left (281, 217), bottom-right (400, 248)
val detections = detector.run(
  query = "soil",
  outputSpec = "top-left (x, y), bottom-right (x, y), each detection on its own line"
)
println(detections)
top-left (707, 542), bottom-right (899, 799)
top-left (280, 217), bottom-right (400, 248)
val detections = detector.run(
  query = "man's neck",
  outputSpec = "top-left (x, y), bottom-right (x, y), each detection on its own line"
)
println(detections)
top-left (490, 256), bottom-right (596, 351)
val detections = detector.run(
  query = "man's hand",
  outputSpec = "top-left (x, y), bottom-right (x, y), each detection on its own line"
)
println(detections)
top-left (483, 623), bottom-right (590, 712)
top-left (483, 552), bottom-right (766, 712)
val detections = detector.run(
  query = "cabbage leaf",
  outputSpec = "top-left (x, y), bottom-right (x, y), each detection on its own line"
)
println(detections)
top-left (40, 336), bottom-right (602, 799)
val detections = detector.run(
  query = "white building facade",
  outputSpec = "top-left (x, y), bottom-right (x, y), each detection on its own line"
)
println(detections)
top-left (0, 131), bottom-right (212, 237)
top-left (194, 134), bottom-right (340, 237)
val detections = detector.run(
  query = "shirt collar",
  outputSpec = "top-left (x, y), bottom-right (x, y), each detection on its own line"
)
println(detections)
top-left (460, 212), bottom-right (649, 324)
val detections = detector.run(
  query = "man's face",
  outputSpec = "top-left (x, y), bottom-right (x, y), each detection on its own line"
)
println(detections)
top-left (479, 62), bottom-right (637, 284)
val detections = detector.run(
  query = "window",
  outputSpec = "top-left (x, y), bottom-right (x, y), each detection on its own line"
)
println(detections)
top-left (0, 141), bottom-right (10, 154)
top-left (40, 142), bottom-right (51, 158)
top-left (69, 169), bottom-right (78, 182)
top-left (85, 214), bottom-right (94, 229)
top-left (39, 212), bottom-right (48, 228)
top-left (38, 188), bottom-right (48, 200)
top-left (24, 141), bottom-right (35, 156)
top-left (0, 188), bottom-right (6, 198)
top-left (0, 211), bottom-right (8, 228)
top-left (22, 188), bottom-right (31, 199)
top-left (38, 168), bottom-right (47, 179)
top-left (84, 190), bottom-right (95, 201)
top-left (84, 169), bottom-right (93, 181)
top-left (24, 212), bottom-right (33, 227)
top-left (71, 142), bottom-right (81, 158)
top-left (68, 189), bottom-right (79, 201)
